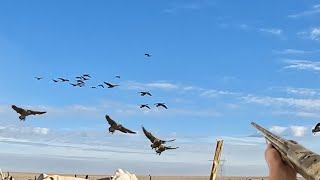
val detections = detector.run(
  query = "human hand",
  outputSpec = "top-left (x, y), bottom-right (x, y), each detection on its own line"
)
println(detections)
top-left (265, 143), bottom-right (297, 180)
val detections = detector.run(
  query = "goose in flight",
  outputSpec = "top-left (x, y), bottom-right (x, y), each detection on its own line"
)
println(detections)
top-left (58, 78), bottom-right (69, 82)
top-left (139, 91), bottom-right (152, 96)
top-left (145, 53), bottom-right (152, 57)
top-left (81, 76), bottom-right (90, 81)
top-left (105, 114), bottom-right (136, 134)
top-left (52, 79), bottom-right (59, 83)
top-left (142, 126), bottom-right (175, 149)
top-left (98, 84), bottom-right (104, 88)
top-left (34, 77), bottom-right (43, 80)
top-left (83, 74), bottom-right (91, 78)
top-left (154, 103), bottom-right (167, 109)
top-left (104, 82), bottom-right (119, 88)
top-left (140, 104), bottom-right (151, 109)
top-left (312, 123), bottom-right (320, 135)
top-left (115, 75), bottom-right (121, 79)
top-left (11, 105), bottom-right (46, 121)
top-left (156, 145), bottom-right (179, 155)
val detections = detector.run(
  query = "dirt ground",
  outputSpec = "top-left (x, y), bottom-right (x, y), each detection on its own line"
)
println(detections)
top-left (3, 172), bottom-right (306, 180)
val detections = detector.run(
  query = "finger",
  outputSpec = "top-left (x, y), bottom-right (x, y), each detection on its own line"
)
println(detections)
top-left (265, 145), bottom-right (284, 167)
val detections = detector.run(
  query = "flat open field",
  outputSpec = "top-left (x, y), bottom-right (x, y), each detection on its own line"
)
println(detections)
top-left (1, 172), bottom-right (307, 180)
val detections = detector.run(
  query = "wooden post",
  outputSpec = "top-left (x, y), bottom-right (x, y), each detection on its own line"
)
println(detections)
top-left (209, 139), bottom-right (224, 180)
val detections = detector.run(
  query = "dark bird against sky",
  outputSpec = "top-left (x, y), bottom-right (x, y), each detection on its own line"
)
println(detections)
top-left (156, 145), bottom-right (178, 155)
top-left (11, 105), bottom-right (46, 121)
top-left (142, 126), bottom-right (175, 150)
top-left (312, 123), bottom-right (320, 135)
top-left (139, 91), bottom-right (152, 96)
top-left (105, 114), bottom-right (136, 134)
top-left (140, 104), bottom-right (151, 109)
top-left (154, 103), bottom-right (167, 109)
top-left (104, 82), bottom-right (119, 88)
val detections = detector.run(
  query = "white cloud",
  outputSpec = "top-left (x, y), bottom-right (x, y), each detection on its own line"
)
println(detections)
top-left (270, 126), bottom-right (287, 134)
top-left (243, 95), bottom-right (320, 110)
top-left (285, 87), bottom-right (319, 97)
top-left (269, 126), bottom-right (308, 137)
top-left (146, 82), bottom-right (178, 89)
top-left (182, 86), bottom-right (204, 91)
top-left (125, 81), bottom-right (179, 90)
top-left (290, 126), bottom-right (307, 137)
top-left (200, 89), bottom-right (236, 98)
top-left (272, 110), bottom-right (318, 118)
top-left (273, 49), bottom-right (316, 55)
top-left (32, 127), bottom-right (49, 135)
top-left (310, 27), bottom-right (320, 41)
top-left (283, 59), bottom-right (320, 72)
top-left (259, 28), bottom-right (283, 36)
top-left (288, 4), bottom-right (320, 18)
top-left (0, 126), bottom-right (50, 137)
top-left (298, 27), bottom-right (320, 41)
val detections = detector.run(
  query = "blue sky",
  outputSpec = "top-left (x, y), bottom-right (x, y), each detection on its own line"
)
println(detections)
top-left (1, 0), bottom-right (320, 176)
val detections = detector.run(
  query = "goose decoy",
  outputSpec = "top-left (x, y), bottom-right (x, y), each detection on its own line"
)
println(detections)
top-left (105, 114), bottom-right (136, 134)
top-left (139, 91), bottom-right (152, 96)
top-left (140, 104), bottom-right (151, 109)
top-left (104, 82), bottom-right (119, 88)
top-left (142, 126), bottom-right (175, 150)
top-left (312, 123), bottom-right (320, 135)
top-left (154, 103), bottom-right (167, 109)
top-left (11, 105), bottom-right (46, 121)
top-left (156, 145), bottom-right (179, 155)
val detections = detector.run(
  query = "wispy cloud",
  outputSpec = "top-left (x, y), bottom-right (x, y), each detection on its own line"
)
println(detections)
top-left (0, 126), bottom-right (50, 137)
top-left (200, 89), bottom-right (237, 98)
top-left (273, 49), bottom-right (319, 55)
top-left (219, 23), bottom-right (284, 38)
top-left (146, 82), bottom-right (178, 89)
top-left (259, 28), bottom-right (283, 36)
top-left (297, 27), bottom-right (320, 41)
top-left (288, 4), bottom-right (320, 18)
top-left (242, 95), bottom-right (320, 110)
top-left (283, 59), bottom-right (320, 72)
top-left (125, 81), bottom-right (179, 90)
top-left (284, 87), bottom-right (320, 97)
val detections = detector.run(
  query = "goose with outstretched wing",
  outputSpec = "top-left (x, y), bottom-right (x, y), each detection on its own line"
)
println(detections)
top-left (11, 105), bottom-right (46, 121)
top-left (156, 145), bottom-right (179, 155)
top-left (105, 114), bottom-right (136, 134)
top-left (142, 126), bottom-right (175, 149)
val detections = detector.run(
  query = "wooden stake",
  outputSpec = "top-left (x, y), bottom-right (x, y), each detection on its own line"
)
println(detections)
top-left (209, 139), bottom-right (224, 180)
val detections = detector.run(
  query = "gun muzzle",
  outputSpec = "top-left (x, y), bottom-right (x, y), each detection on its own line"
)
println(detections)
top-left (252, 122), bottom-right (320, 180)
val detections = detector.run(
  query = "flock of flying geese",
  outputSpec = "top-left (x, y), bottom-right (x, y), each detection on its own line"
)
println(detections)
top-left (11, 54), bottom-right (179, 155)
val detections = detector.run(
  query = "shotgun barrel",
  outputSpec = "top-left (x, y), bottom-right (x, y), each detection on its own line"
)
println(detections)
top-left (251, 122), bottom-right (320, 180)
